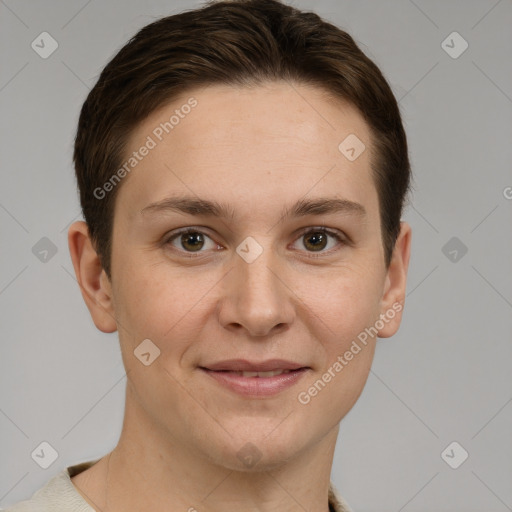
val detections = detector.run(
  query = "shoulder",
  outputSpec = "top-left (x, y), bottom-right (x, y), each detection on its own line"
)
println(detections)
top-left (329, 480), bottom-right (355, 512)
top-left (2, 470), bottom-right (68, 512)
top-left (1, 460), bottom-right (99, 512)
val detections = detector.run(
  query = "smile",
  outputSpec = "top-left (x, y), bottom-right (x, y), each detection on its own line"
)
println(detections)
top-left (222, 369), bottom-right (293, 377)
top-left (199, 361), bottom-right (310, 397)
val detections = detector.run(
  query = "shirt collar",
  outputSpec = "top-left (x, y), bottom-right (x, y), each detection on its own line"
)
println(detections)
top-left (65, 459), bottom-right (354, 512)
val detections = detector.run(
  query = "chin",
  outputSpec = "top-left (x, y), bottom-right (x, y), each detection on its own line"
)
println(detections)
top-left (201, 421), bottom-right (314, 473)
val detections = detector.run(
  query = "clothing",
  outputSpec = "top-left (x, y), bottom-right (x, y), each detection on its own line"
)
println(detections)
top-left (2, 458), bottom-right (354, 512)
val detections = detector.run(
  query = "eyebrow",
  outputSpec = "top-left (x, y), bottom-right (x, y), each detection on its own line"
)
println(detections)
top-left (140, 195), bottom-right (366, 221)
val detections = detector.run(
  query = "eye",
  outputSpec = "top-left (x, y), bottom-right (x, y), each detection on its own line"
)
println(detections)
top-left (292, 227), bottom-right (345, 256)
top-left (164, 226), bottom-right (346, 258)
top-left (164, 228), bottom-right (221, 256)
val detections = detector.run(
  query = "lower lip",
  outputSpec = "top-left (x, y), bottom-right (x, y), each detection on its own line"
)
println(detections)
top-left (200, 368), bottom-right (309, 397)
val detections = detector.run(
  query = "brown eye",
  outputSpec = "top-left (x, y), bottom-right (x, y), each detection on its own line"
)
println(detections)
top-left (294, 227), bottom-right (344, 255)
top-left (180, 231), bottom-right (205, 252)
top-left (303, 231), bottom-right (328, 252)
top-left (165, 228), bottom-right (218, 255)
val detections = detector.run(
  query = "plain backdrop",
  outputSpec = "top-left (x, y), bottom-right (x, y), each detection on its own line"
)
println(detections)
top-left (1, 1), bottom-right (511, 511)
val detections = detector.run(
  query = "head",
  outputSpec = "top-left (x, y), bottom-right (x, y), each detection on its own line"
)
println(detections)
top-left (69, 0), bottom-right (411, 471)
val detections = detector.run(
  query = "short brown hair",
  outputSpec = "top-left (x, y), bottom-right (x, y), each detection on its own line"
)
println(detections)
top-left (74, 0), bottom-right (410, 278)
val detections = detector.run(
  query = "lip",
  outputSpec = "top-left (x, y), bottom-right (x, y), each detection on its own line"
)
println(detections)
top-left (201, 359), bottom-right (307, 372)
top-left (199, 359), bottom-right (310, 398)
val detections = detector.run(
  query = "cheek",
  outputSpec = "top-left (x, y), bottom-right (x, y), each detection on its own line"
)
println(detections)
top-left (294, 274), bottom-right (380, 420)
top-left (293, 266), bottom-right (381, 401)
top-left (301, 264), bottom-right (384, 341)
top-left (112, 260), bottom-right (217, 356)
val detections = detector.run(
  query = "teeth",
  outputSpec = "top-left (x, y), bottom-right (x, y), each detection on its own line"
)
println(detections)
top-left (233, 369), bottom-right (292, 377)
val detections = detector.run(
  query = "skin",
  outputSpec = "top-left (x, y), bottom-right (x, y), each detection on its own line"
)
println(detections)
top-left (68, 81), bottom-right (411, 512)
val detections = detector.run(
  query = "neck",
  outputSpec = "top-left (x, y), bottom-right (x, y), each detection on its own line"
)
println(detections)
top-left (75, 383), bottom-right (339, 512)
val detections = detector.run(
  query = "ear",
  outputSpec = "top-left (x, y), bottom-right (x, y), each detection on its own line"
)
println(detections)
top-left (68, 221), bottom-right (117, 333)
top-left (376, 221), bottom-right (412, 338)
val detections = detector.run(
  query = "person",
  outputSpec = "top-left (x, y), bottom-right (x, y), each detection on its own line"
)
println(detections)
top-left (4, 0), bottom-right (411, 510)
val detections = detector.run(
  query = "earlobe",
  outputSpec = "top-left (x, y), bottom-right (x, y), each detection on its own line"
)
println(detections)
top-left (68, 221), bottom-right (118, 333)
top-left (377, 221), bottom-right (412, 338)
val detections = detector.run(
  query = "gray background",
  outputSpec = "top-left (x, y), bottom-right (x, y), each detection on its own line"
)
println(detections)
top-left (1, 1), bottom-right (511, 510)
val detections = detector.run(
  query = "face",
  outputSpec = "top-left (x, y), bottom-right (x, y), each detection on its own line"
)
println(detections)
top-left (83, 82), bottom-right (409, 471)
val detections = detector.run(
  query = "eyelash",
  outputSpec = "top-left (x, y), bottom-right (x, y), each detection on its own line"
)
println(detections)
top-left (163, 226), bottom-right (347, 259)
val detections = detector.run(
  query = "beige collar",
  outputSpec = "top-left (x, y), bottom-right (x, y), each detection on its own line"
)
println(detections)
top-left (62, 458), bottom-right (354, 512)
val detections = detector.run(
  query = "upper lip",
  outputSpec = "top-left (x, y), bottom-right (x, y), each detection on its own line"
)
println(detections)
top-left (200, 359), bottom-right (308, 372)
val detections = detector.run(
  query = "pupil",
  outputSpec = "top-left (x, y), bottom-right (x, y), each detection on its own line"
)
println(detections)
top-left (183, 232), bottom-right (203, 251)
top-left (306, 232), bottom-right (326, 251)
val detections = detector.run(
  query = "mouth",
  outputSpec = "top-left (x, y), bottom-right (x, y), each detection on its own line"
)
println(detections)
top-left (199, 359), bottom-right (310, 397)
top-left (212, 369), bottom-right (297, 377)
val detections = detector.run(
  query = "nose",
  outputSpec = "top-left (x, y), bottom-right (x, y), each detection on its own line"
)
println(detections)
top-left (216, 241), bottom-right (295, 338)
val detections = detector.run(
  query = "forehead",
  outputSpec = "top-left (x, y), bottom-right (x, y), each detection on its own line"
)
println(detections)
top-left (116, 81), bottom-right (377, 222)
